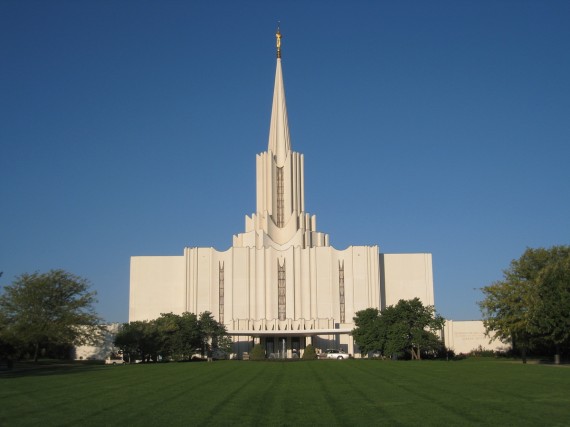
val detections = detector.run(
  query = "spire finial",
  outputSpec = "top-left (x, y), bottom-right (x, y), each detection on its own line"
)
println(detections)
top-left (276, 23), bottom-right (282, 59)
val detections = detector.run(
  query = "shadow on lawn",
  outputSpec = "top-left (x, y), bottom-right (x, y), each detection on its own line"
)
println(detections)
top-left (0, 360), bottom-right (108, 379)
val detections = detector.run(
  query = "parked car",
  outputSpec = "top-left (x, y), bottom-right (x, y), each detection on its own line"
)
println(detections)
top-left (370, 350), bottom-right (383, 359)
top-left (191, 354), bottom-right (205, 361)
top-left (190, 348), bottom-right (227, 361)
top-left (105, 357), bottom-right (125, 365)
top-left (323, 349), bottom-right (351, 360)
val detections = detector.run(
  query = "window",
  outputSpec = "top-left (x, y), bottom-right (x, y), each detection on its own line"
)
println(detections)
top-left (339, 261), bottom-right (345, 323)
top-left (219, 262), bottom-right (224, 324)
top-left (278, 259), bottom-right (286, 320)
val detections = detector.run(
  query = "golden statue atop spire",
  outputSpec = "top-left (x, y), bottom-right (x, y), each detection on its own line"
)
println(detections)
top-left (276, 24), bottom-right (282, 59)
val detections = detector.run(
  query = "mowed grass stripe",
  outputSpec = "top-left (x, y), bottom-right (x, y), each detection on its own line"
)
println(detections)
top-left (346, 361), bottom-right (433, 425)
top-left (317, 361), bottom-right (406, 425)
top-left (111, 362), bottom-right (258, 425)
top-left (196, 362), bottom-right (277, 426)
top-left (343, 361), bottom-right (464, 425)
top-left (307, 361), bottom-right (352, 425)
top-left (367, 361), bottom-right (496, 425)
top-left (2, 366), bottom-right (126, 425)
top-left (352, 360), bottom-right (570, 425)
top-left (422, 360), bottom-right (569, 424)
top-left (2, 359), bottom-right (570, 426)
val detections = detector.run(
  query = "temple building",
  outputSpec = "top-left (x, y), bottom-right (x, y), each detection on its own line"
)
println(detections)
top-left (129, 30), bottom-right (435, 358)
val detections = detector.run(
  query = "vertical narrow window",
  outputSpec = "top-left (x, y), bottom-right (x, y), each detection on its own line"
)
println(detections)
top-left (276, 167), bottom-right (284, 227)
top-left (219, 262), bottom-right (224, 324)
top-left (339, 261), bottom-right (345, 323)
top-left (278, 259), bottom-right (286, 321)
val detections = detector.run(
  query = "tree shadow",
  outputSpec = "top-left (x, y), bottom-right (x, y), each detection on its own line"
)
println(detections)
top-left (0, 360), bottom-right (107, 379)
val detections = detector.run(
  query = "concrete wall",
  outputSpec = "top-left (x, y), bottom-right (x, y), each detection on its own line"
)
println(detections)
top-left (129, 247), bottom-right (436, 333)
top-left (130, 245), bottom-right (381, 326)
top-left (443, 320), bottom-right (509, 354)
top-left (73, 323), bottom-right (120, 361)
top-left (381, 253), bottom-right (434, 309)
top-left (129, 256), bottom-right (186, 321)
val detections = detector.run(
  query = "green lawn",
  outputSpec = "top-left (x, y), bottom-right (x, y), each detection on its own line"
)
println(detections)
top-left (1, 358), bottom-right (569, 426)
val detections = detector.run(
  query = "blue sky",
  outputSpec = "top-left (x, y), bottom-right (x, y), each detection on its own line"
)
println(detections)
top-left (1, 1), bottom-right (569, 323)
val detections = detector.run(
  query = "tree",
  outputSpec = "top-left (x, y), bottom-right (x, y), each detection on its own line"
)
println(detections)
top-left (156, 312), bottom-right (201, 361)
top-left (302, 344), bottom-right (317, 360)
top-left (0, 270), bottom-right (102, 361)
top-left (384, 298), bottom-right (445, 359)
top-left (351, 308), bottom-right (383, 355)
top-left (198, 311), bottom-right (230, 359)
top-left (0, 309), bottom-right (20, 362)
top-left (114, 320), bottom-right (159, 363)
top-left (478, 276), bottom-right (534, 362)
top-left (533, 254), bottom-right (570, 364)
top-left (250, 343), bottom-right (266, 361)
top-left (352, 298), bottom-right (445, 360)
top-left (114, 311), bottom-right (231, 362)
top-left (479, 246), bottom-right (570, 364)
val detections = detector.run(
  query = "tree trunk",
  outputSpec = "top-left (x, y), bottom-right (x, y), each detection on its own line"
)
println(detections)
top-left (411, 347), bottom-right (419, 360)
top-left (521, 347), bottom-right (527, 364)
top-left (554, 344), bottom-right (561, 365)
top-left (33, 342), bottom-right (39, 363)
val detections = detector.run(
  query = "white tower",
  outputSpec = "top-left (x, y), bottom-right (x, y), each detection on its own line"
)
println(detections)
top-left (234, 28), bottom-right (329, 250)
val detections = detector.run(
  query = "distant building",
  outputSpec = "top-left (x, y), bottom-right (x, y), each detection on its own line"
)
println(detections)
top-left (73, 323), bottom-right (120, 361)
top-left (129, 30), bottom-right (491, 358)
top-left (443, 320), bottom-right (509, 355)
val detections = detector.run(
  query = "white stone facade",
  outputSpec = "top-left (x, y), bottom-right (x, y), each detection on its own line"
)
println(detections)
top-left (73, 323), bottom-right (120, 361)
top-left (443, 320), bottom-right (509, 355)
top-left (129, 31), bottom-right (435, 358)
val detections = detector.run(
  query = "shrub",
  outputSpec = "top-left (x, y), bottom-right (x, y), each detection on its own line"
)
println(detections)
top-left (302, 344), bottom-right (317, 360)
top-left (250, 344), bottom-right (266, 361)
top-left (470, 346), bottom-right (498, 358)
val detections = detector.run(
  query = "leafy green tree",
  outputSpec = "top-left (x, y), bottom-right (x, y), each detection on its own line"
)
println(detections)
top-left (353, 298), bottom-right (444, 360)
top-left (154, 312), bottom-right (201, 361)
top-left (479, 277), bottom-right (534, 362)
top-left (198, 311), bottom-right (229, 359)
top-left (0, 270), bottom-right (102, 362)
top-left (480, 246), bottom-right (570, 364)
top-left (384, 298), bottom-right (445, 359)
top-left (533, 254), bottom-right (570, 364)
top-left (114, 320), bottom-right (160, 362)
top-left (0, 309), bottom-right (20, 362)
top-left (113, 321), bottom-right (143, 362)
top-left (351, 308), bottom-right (383, 355)
top-left (153, 313), bottom-right (179, 359)
top-left (114, 311), bottom-right (230, 362)
top-left (172, 312), bottom-right (202, 360)
top-left (214, 335), bottom-right (233, 357)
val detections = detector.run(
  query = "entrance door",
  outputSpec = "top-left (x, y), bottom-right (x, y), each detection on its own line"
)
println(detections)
top-left (291, 337), bottom-right (300, 358)
top-left (265, 337), bottom-right (274, 357)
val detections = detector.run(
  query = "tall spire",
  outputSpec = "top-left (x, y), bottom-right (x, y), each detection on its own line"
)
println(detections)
top-left (267, 26), bottom-right (290, 167)
top-left (276, 24), bottom-right (282, 58)
top-left (233, 26), bottom-right (329, 250)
